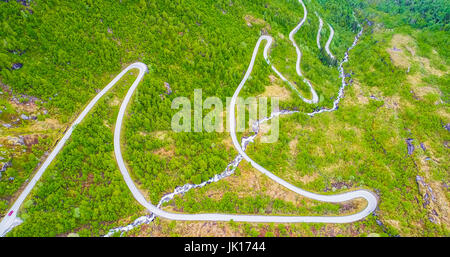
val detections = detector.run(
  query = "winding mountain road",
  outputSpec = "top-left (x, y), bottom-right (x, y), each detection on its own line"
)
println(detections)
top-left (316, 12), bottom-right (323, 49)
top-left (0, 63), bottom-right (149, 236)
top-left (325, 24), bottom-right (336, 59)
top-left (0, 0), bottom-right (377, 237)
top-left (276, 0), bottom-right (319, 104)
top-left (316, 12), bottom-right (335, 59)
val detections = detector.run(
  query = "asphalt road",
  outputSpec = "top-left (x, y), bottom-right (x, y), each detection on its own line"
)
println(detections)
top-left (316, 12), bottom-right (324, 49)
top-left (325, 23), bottom-right (336, 59)
top-left (0, 63), bottom-right (149, 236)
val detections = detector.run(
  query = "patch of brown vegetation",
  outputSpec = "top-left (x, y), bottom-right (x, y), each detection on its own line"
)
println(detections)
top-left (413, 86), bottom-right (441, 99)
top-left (387, 34), bottom-right (446, 76)
top-left (258, 75), bottom-right (292, 102)
top-left (153, 145), bottom-right (175, 158)
top-left (147, 130), bottom-right (173, 143)
top-left (437, 109), bottom-right (450, 121)
top-left (407, 73), bottom-right (442, 101)
top-left (138, 220), bottom-right (242, 237)
top-left (288, 138), bottom-right (298, 156)
top-left (339, 198), bottom-right (366, 213)
top-left (23, 134), bottom-right (41, 147)
top-left (81, 173), bottom-right (94, 192)
top-left (259, 85), bottom-right (292, 101)
top-left (10, 101), bottom-right (39, 114)
top-left (30, 118), bottom-right (64, 131)
top-left (109, 96), bottom-right (121, 107)
top-left (222, 136), bottom-right (234, 151)
top-left (244, 15), bottom-right (271, 30)
top-left (417, 176), bottom-right (450, 228)
top-left (103, 120), bottom-right (111, 129)
top-left (351, 82), bottom-right (369, 105)
top-left (383, 95), bottom-right (401, 111)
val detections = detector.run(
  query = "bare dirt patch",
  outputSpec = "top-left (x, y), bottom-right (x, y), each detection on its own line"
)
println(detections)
top-left (139, 219), bottom-right (241, 237)
top-left (30, 118), bottom-right (64, 131)
top-left (10, 101), bottom-right (39, 114)
top-left (244, 15), bottom-right (271, 31)
top-left (383, 95), bottom-right (401, 111)
top-left (387, 34), bottom-right (446, 76)
top-left (351, 81), bottom-right (369, 105)
top-left (222, 136), bottom-right (234, 151)
top-left (149, 130), bottom-right (171, 142)
top-left (387, 34), bottom-right (413, 68)
top-left (258, 83), bottom-right (292, 101)
top-left (153, 145), bottom-right (175, 158)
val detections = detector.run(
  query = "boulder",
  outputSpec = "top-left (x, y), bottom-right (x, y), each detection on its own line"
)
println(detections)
top-left (420, 142), bottom-right (426, 152)
top-left (164, 82), bottom-right (172, 95)
top-left (0, 161), bottom-right (12, 172)
top-left (20, 114), bottom-right (29, 120)
top-left (406, 138), bottom-right (415, 155)
top-left (11, 63), bottom-right (23, 70)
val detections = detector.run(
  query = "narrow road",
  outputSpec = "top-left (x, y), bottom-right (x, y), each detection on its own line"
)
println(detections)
top-left (0, 63), bottom-right (148, 237)
top-left (277, 0), bottom-right (319, 104)
top-left (316, 12), bottom-right (335, 59)
top-left (316, 12), bottom-right (323, 49)
top-left (325, 24), bottom-right (336, 59)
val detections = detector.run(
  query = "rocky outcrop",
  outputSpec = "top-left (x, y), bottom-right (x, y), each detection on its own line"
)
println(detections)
top-left (11, 63), bottom-right (23, 70)
top-left (20, 114), bottom-right (29, 120)
top-left (23, 134), bottom-right (39, 146)
top-left (0, 160), bottom-right (12, 179)
top-left (163, 82), bottom-right (172, 95)
top-left (416, 175), bottom-right (440, 224)
top-left (7, 136), bottom-right (25, 146)
top-left (0, 160), bottom-right (12, 173)
top-left (420, 142), bottom-right (426, 152)
top-left (406, 138), bottom-right (415, 155)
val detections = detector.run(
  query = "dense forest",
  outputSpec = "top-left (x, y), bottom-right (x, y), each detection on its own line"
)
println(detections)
top-left (368, 0), bottom-right (449, 31)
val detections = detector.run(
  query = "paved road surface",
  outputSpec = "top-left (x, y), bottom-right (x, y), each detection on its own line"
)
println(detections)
top-left (0, 63), bottom-right (148, 236)
top-left (316, 12), bottom-right (323, 49)
top-left (325, 24), bottom-right (336, 59)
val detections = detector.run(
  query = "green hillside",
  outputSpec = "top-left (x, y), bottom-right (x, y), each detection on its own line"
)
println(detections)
top-left (0, 0), bottom-right (448, 237)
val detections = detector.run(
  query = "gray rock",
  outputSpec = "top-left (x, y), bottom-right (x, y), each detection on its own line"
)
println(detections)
top-left (164, 82), bottom-right (172, 95)
top-left (16, 0), bottom-right (28, 6)
top-left (420, 143), bottom-right (426, 152)
top-left (20, 114), bottom-right (29, 120)
top-left (0, 161), bottom-right (12, 172)
top-left (406, 138), bottom-right (415, 155)
top-left (11, 63), bottom-right (23, 70)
